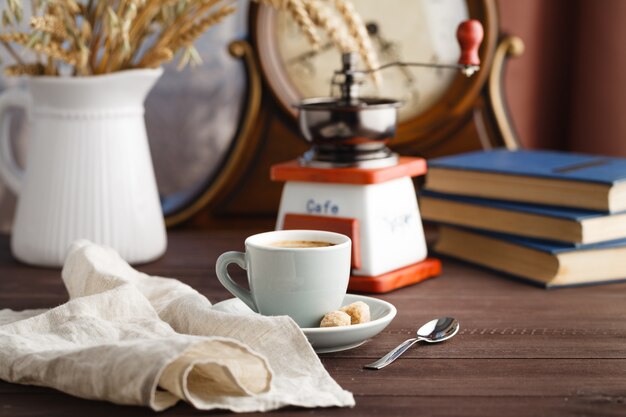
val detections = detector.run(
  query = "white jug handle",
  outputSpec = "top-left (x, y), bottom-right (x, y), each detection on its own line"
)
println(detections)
top-left (0, 88), bottom-right (32, 194)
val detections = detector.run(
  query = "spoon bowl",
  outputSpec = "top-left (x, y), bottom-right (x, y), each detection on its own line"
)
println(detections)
top-left (364, 317), bottom-right (459, 370)
top-left (418, 317), bottom-right (460, 343)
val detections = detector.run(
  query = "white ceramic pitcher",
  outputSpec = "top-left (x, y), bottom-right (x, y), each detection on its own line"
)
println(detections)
top-left (0, 69), bottom-right (167, 267)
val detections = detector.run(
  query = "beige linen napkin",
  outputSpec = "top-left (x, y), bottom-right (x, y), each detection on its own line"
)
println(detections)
top-left (0, 240), bottom-right (354, 412)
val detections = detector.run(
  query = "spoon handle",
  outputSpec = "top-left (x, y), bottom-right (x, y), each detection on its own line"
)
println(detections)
top-left (363, 338), bottom-right (421, 370)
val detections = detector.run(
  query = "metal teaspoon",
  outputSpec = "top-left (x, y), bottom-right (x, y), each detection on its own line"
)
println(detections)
top-left (364, 317), bottom-right (460, 370)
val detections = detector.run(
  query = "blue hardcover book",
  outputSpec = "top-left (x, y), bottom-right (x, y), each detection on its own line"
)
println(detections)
top-left (425, 149), bottom-right (626, 212)
top-left (419, 190), bottom-right (626, 244)
top-left (434, 225), bottom-right (626, 288)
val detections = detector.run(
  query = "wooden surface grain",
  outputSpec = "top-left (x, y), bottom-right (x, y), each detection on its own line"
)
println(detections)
top-left (1, 230), bottom-right (625, 417)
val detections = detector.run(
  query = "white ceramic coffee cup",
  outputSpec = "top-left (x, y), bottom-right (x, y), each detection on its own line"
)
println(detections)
top-left (215, 230), bottom-right (352, 328)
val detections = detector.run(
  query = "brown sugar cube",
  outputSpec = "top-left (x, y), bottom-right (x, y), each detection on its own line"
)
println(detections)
top-left (320, 310), bottom-right (351, 327)
top-left (340, 301), bottom-right (371, 325)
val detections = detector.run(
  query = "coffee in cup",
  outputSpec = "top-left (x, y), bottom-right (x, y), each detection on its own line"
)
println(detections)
top-left (268, 240), bottom-right (335, 248)
top-left (215, 230), bottom-right (351, 328)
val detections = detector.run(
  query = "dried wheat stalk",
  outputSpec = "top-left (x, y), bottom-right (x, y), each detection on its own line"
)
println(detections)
top-left (3, 63), bottom-right (45, 76)
top-left (30, 16), bottom-right (66, 40)
top-left (0, 32), bottom-right (80, 66)
top-left (140, 48), bottom-right (174, 69)
top-left (138, 2), bottom-right (236, 70)
top-left (302, 0), bottom-right (355, 53)
top-left (285, 0), bottom-right (321, 51)
top-left (0, 0), bottom-right (379, 79)
top-left (169, 5), bottom-right (236, 51)
top-left (0, 0), bottom-right (237, 75)
top-left (334, 0), bottom-right (381, 86)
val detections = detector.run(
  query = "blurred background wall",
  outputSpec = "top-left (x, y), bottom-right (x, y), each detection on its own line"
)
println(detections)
top-left (499, 0), bottom-right (626, 155)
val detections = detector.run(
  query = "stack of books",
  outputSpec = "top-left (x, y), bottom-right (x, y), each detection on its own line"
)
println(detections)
top-left (420, 149), bottom-right (626, 288)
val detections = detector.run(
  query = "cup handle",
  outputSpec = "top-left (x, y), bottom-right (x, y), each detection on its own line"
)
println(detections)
top-left (0, 88), bottom-right (31, 194)
top-left (215, 251), bottom-right (258, 313)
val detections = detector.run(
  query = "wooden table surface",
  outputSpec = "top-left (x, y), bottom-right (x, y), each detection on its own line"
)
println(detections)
top-left (1, 230), bottom-right (625, 417)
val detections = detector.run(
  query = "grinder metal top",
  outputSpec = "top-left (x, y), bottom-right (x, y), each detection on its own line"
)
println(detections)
top-left (295, 53), bottom-right (402, 168)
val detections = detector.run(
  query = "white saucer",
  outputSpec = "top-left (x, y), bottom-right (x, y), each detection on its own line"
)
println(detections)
top-left (211, 294), bottom-right (397, 353)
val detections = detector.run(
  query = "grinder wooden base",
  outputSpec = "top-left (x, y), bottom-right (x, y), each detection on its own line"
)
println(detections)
top-left (348, 258), bottom-right (442, 293)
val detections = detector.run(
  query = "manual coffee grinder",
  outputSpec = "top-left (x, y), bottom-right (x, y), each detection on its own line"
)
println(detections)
top-left (271, 20), bottom-right (483, 293)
